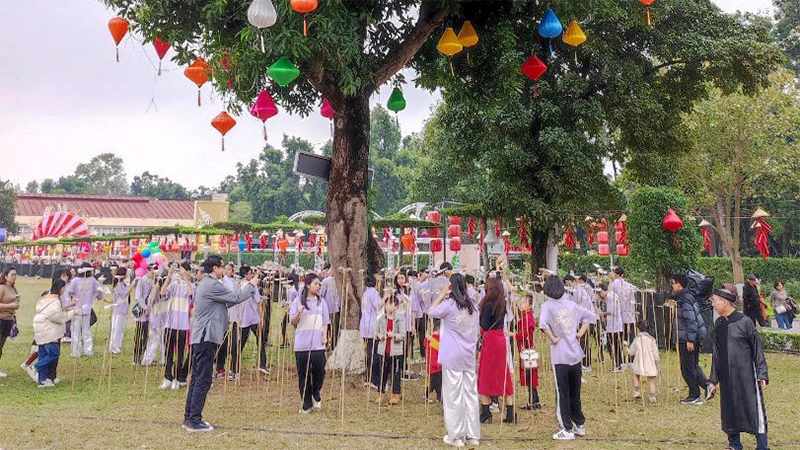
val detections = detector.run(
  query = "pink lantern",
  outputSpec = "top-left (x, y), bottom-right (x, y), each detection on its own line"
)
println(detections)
top-left (321, 98), bottom-right (335, 137)
top-left (598, 244), bottom-right (610, 256)
top-left (250, 90), bottom-right (279, 140)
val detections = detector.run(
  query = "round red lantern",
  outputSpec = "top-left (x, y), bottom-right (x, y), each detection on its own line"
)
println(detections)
top-left (597, 230), bottom-right (609, 244)
top-left (662, 208), bottom-right (683, 232)
top-left (617, 244), bottom-right (629, 257)
top-left (448, 224), bottom-right (461, 238)
top-left (427, 211), bottom-right (441, 223)
top-left (598, 244), bottom-right (610, 256)
top-left (450, 237), bottom-right (462, 253)
top-left (430, 239), bottom-right (443, 253)
top-left (449, 216), bottom-right (461, 225)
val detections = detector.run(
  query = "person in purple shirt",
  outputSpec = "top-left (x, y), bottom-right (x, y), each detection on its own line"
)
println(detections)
top-left (109, 267), bottom-right (138, 354)
top-left (160, 262), bottom-right (195, 390)
top-left (227, 266), bottom-right (262, 380)
top-left (67, 264), bottom-right (105, 358)
top-left (538, 275), bottom-right (598, 441)
top-left (319, 264), bottom-right (340, 348)
top-left (428, 273), bottom-right (480, 448)
top-left (290, 273), bottom-right (330, 414)
top-left (360, 274), bottom-right (382, 388)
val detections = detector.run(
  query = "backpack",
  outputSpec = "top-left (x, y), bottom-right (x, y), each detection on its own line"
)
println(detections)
top-left (692, 301), bottom-right (707, 340)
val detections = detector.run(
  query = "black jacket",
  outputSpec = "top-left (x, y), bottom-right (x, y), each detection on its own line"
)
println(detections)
top-left (742, 283), bottom-right (761, 315)
top-left (673, 288), bottom-right (699, 343)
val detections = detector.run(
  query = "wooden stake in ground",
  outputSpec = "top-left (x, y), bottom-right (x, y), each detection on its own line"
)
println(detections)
top-left (340, 267), bottom-right (351, 427)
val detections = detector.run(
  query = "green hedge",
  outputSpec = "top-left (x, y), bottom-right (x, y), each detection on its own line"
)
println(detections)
top-left (195, 251), bottom-right (432, 271)
top-left (758, 330), bottom-right (800, 353)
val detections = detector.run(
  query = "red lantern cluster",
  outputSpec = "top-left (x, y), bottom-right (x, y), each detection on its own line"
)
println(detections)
top-left (448, 216), bottom-right (461, 239)
top-left (427, 211), bottom-right (441, 238)
top-left (615, 220), bottom-right (629, 257)
top-left (597, 220), bottom-right (610, 256)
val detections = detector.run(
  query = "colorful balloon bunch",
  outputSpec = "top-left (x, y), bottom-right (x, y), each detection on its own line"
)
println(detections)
top-left (131, 240), bottom-right (168, 277)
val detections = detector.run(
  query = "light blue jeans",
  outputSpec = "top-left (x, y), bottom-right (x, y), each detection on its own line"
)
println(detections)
top-left (775, 312), bottom-right (791, 330)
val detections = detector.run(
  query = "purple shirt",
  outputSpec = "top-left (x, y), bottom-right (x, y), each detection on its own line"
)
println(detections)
top-left (165, 278), bottom-right (193, 330)
top-left (321, 276), bottom-right (340, 314)
top-left (135, 276), bottom-right (155, 323)
top-left (360, 287), bottom-right (382, 338)
top-left (112, 280), bottom-right (130, 316)
top-left (604, 291), bottom-right (624, 333)
top-left (239, 282), bottom-right (262, 328)
top-left (428, 297), bottom-right (479, 372)
top-left (286, 286), bottom-right (298, 307)
top-left (611, 278), bottom-right (637, 324)
top-left (67, 277), bottom-right (104, 316)
top-left (410, 281), bottom-right (423, 319)
top-left (539, 296), bottom-right (598, 366)
top-left (290, 294), bottom-right (330, 352)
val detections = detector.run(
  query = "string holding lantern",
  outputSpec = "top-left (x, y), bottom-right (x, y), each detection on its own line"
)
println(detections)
top-left (321, 98), bottom-right (335, 136)
top-left (521, 55), bottom-right (547, 97)
top-left (290, 0), bottom-right (319, 37)
top-left (211, 111), bottom-right (237, 151)
top-left (639, 0), bottom-right (656, 27)
top-left (437, 26), bottom-right (464, 76)
top-left (247, 0), bottom-right (278, 52)
top-left (751, 208), bottom-right (771, 261)
top-left (184, 58), bottom-right (209, 106)
top-left (457, 21), bottom-right (479, 65)
top-left (107, 17), bottom-right (129, 63)
top-left (538, 8), bottom-right (563, 57)
top-left (267, 56), bottom-right (301, 89)
top-left (698, 219), bottom-right (712, 255)
top-left (153, 38), bottom-right (170, 75)
top-left (250, 90), bottom-right (279, 140)
top-left (562, 20), bottom-right (587, 66)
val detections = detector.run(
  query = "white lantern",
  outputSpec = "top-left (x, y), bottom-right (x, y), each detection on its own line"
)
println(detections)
top-left (247, 0), bottom-right (277, 28)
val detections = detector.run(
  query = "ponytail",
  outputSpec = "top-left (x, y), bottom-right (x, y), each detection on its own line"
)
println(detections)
top-left (300, 273), bottom-right (320, 310)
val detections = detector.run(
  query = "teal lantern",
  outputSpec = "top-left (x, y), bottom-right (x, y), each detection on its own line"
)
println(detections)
top-left (538, 8), bottom-right (563, 57)
top-left (267, 57), bottom-right (300, 87)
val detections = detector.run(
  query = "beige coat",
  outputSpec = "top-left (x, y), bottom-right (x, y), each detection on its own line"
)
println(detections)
top-left (33, 295), bottom-right (74, 345)
top-left (628, 332), bottom-right (659, 377)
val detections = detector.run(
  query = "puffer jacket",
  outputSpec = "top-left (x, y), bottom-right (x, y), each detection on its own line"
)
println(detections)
top-left (673, 289), bottom-right (699, 343)
top-left (33, 295), bottom-right (74, 345)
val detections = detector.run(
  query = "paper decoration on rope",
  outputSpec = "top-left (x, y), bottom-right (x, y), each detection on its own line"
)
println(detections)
top-left (290, 0), bottom-right (318, 36)
top-left (639, 0), bottom-right (656, 26)
top-left (211, 111), bottom-right (236, 151)
top-left (260, 232), bottom-right (267, 250)
top-left (538, 8), bottom-right (563, 56)
top-left (31, 210), bottom-right (90, 240)
top-left (562, 21), bottom-right (586, 65)
top-left (467, 217), bottom-right (476, 238)
top-left (383, 228), bottom-right (391, 245)
top-left (107, 17), bottom-right (129, 62)
top-left (219, 53), bottom-right (234, 90)
top-left (153, 38), bottom-right (170, 75)
top-left (752, 208), bottom-right (771, 261)
top-left (184, 58), bottom-right (209, 106)
top-left (437, 27), bottom-right (463, 76)
top-left (457, 21), bottom-right (479, 65)
top-left (698, 219), bottom-right (712, 254)
top-left (245, 232), bottom-right (253, 252)
top-left (502, 231), bottom-right (512, 257)
top-left (563, 226), bottom-right (577, 249)
top-left (248, 0), bottom-right (278, 51)
top-left (494, 219), bottom-right (501, 237)
top-left (250, 90), bottom-right (279, 140)
top-left (517, 218), bottom-right (530, 250)
top-left (521, 55), bottom-right (547, 97)
top-left (267, 56), bottom-right (301, 87)
top-left (615, 216), bottom-right (629, 257)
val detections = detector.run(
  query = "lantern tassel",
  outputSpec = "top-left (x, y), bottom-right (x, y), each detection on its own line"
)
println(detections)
top-left (303, 16), bottom-right (308, 37)
top-left (197, 89), bottom-right (201, 107)
top-left (221, 136), bottom-right (225, 152)
top-left (263, 123), bottom-right (268, 141)
top-left (260, 34), bottom-right (265, 53)
top-left (647, 8), bottom-right (652, 26)
top-left (449, 58), bottom-right (455, 77)
top-left (329, 120), bottom-right (334, 138)
top-left (549, 40), bottom-right (554, 57)
top-left (115, 46), bottom-right (120, 63)
top-left (574, 50), bottom-right (578, 66)
top-left (533, 82), bottom-right (538, 98)
top-left (158, 60), bottom-right (162, 76)
top-left (467, 49), bottom-right (471, 66)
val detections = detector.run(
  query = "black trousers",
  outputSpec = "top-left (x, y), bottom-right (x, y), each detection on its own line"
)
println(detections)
top-left (281, 312), bottom-right (289, 345)
top-left (554, 363), bottom-right (584, 432)
top-left (184, 341), bottom-right (217, 425)
top-left (296, 350), bottom-right (326, 411)
top-left (376, 353), bottom-right (402, 394)
top-left (416, 316), bottom-right (426, 358)
top-left (607, 331), bottom-right (624, 369)
top-left (623, 323), bottom-right (636, 363)
top-left (404, 332), bottom-right (414, 372)
top-left (164, 328), bottom-right (189, 382)
top-left (133, 321), bottom-right (148, 365)
top-left (259, 307), bottom-right (272, 369)
top-left (428, 371), bottom-right (442, 400)
top-left (524, 369), bottom-right (540, 405)
top-left (581, 324), bottom-right (599, 367)
top-left (364, 338), bottom-right (379, 386)
top-left (679, 341), bottom-right (707, 399)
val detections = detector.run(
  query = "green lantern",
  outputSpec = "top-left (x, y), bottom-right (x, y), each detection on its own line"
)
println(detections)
top-left (386, 87), bottom-right (406, 112)
top-left (267, 56), bottom-right (300, 87)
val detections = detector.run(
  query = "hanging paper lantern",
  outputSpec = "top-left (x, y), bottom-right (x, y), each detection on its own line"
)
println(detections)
top-left (662, 208), bottom-right (683, 232)
top-left (616, 244), bottom-right (629, 257)
top-left (237, 239), bottom-right (246, 252)
top-left (320, 98), bottom-right (335, 137)
top-left (639, 0), bottom-right (656, 27)
top-left (153, 38), bottom-right (170, 76)
top-left (450, 237), bottom-right (462, 253)
top-left (457, 21), bottom-right (479, 65)
top-left (448, 224), bottom-right (461, 238)
top-left (437, 27), bottom-right (464, 76)
top-left (267, 56), bottom-right (301, 87)
top-left (538, 9), bottom-right (563, 56)
top-left (248, 0), bottom-right (278, 28)
top-left (211, 111), bottom-right (237, 151)
top-left (387, 87), bottom-right (407, 113)
top-left (597, 230), bottom-right (609, 244)
top-left (430, 238), bottom-right (443, 253)
top-left (563, 226), bottom-right (577, 249)
top-left (401, 233), bottom-right (414, 251)
top-left (467, 217), bottom-right (476, 238)
top-left (184, 58), bottom-right (210, 106)
top-left (449, 216), bottom-right (461, 225)
top-left (427, 211), bottom-right (441, 238)
top-left (250, 90), bottom-right (279, 140)
top-left (698, 219), bottom-right (712, 254)
top-left (290, 0), bottom-right (318, 36)
top-left (107, 17), bottom-right (129, 63)
top-left (521, 55), bottom-right (547, 97)
top-left (598, 244), bottom-right (610, 256)
top-left (562, 21), bottom-right (587, 65)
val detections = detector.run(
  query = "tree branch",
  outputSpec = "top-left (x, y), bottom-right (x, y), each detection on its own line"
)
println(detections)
top-left (372, 0), bottom-right (446, 89)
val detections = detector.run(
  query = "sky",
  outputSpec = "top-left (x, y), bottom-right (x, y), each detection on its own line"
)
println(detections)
top-left (0, 0), bottom-right (775, 191)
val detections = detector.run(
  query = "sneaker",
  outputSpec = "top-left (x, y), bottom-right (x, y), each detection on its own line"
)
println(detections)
top-left (573, 424), bottom-right (586, 436)
top-left (214, 370), bottom-right (226, 379)
top-left (227, 373), bottom-right (240, 381)
top-left (465, 437), bottom-right (479, 446)
top-left (312, 399), bottom-right (322, 410)
top-left (532, 403), bottom-right (542, 410)
top-left (648, 395), bottom-right (657, 404)
top-left (185, 422), bottom-right (214, 432)
top-left (178, 381), bottom-right (187, 387)
top-left (553, 429), bottom-right (575, 440)
top-left (21, 363), bottom-right (38, 382)
top-left (368, 382), bottom-right (379, 390)
top-left (38, 379), bottom-right (55, 388)
top-left (402, 372), bottom-right (420, 381)
top-left (611, 367), bottom-right (623, 373)
top-left (489, 402), bottom-right (500, 413)
top-left (680, 396), bottom-right (703, 405)
top-left (0, 370), bottom-right (7, 378)
top-left (62, 337), bottom-right (72, 343)
top-left (705, 384), bottom-right (716, 401)
top-left (258, 367), bottom-right (270, 376)
top-left (159, 379), bottom-right (173, 389)
top-left (519, 403), bottom-right (533, 410)
top-left (298, 408), bottom-right (311, 415)
top-left (443, 434), bottom-right (465, 448)
top-left (171, 380), bottom-right (179, 390)
top-left (633, 390), bottom-right (642, 399)
top-left (581, 365), bottom-right (592, 373)
top-left (53, 377), bottom-right (60, 385)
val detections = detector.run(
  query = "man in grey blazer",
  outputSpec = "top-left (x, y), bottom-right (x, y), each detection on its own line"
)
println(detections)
top-left (183, 255), bottom-right (260, 432)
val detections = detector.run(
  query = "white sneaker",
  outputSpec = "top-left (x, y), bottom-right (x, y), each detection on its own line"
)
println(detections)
top-left (21, 363), bottom-right (38, 382)
top-left (159, 379), bottom-right (172, 389)
top-left (581, 365), bottom-right (592, 373)
top-left (573, 424), bottom-right (586, 436)
top-left (171, 380), bottom-right (179, 390)
top-left (489, 402), bottom-right (500, 413)
top-left (38, 379), bottom-right (55, 388)
top-left (443, 434), bottom-right (465, 448)
top-left (178, 381), bottom-right (187, 387)
top-left (552, 429), bottom-right (575, 440)
top-left (53, 377), bottom-right (61, 385)
top-left (62, 337), bottom-right (71, 343)
top-left (465, 437), bottom-right (480, 446)
top-left (312, 399), bottom-right (322, 410)
top-left (581, 377), bottom-right (587, 384)
top-left (0, 370), bottom-right (8, 378)
top-left (298, 408), bottom-right (311, 415)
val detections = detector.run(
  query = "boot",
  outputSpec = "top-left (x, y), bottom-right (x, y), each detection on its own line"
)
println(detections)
top-left (389, 394), bottom-right (402, 405)
top-left (502, 405), bottom-right (515, 423)
top-left (480, 404), bottom-right (493, 423)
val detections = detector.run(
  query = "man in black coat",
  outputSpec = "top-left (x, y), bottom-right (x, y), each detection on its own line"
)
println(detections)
top-left (707, 285), bottom-right (769, 450)
top-left (670, 274), bottom-right (708, 405)
top-left (742, 274), bottom-right (765, 327)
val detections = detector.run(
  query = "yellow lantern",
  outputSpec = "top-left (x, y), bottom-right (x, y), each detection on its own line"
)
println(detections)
top-left (437, 27), bottom-right (463, 76)
top-left (457, 21), bottom-right (478, 65)
top-left (562, 21), bottom-right (587, 65)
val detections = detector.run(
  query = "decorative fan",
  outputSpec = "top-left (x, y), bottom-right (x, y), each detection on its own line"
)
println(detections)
top-left (31, 209), bottom-right (90, 240)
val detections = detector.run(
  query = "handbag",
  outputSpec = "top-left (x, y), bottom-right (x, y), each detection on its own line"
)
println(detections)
top-left (10, 317), bottom-right (19, 339)
top-left (775, 304), bottom-right (787, 315)
top-left (520, 348), bottom-right (539, 369)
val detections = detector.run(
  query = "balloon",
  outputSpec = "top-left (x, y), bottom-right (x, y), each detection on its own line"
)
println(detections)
top-left (151, 246), bottom-right (161, 254)
top-left (132, 253), bottom-right (143, 262)
top-left (149, 241), bottom-right (159, 248)
top-left (139, 259), bottom-right (148, 270)
top-left (141, 248), bottom-right (151, 258)
top-left (159, 244), bottom-right (167, 253)
top-left (135, 267), bottom-right (147, 277)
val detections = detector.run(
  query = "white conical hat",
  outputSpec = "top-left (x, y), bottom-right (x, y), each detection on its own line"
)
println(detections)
top-left (698, 219), bottom-right (711, 228)
top-left (751, 208), bottom-right (770, 219)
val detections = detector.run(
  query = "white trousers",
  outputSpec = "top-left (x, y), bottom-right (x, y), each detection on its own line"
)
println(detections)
top-left (142, 324), bottom-right (164, 366)
top-left (442, 369), bottom-right (480, 442)
top-left (109, 314), bottom-right (126, 354)
top-left (70, 314), bottom-right (93, 357)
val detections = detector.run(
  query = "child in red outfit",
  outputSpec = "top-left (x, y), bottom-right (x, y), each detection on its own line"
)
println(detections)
top-left (516, 295), bottom-right (541, 410)
top-left (424, 319), bottom-right (442, 403)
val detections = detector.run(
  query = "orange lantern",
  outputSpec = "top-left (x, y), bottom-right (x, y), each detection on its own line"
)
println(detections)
top-left (457, 21), bottom-right (479, 65)
top-left (184, 58), bottom-right (210, 106)
top-left (278, 237), bottom-right (289, 255)
top-left (290, 0), bottom-right (318, 36)
top-left (211, 112), bottom-right (237, 151)
top-left (401, 233), bottom-right (414, 251)
top-left (107, 17), bottom-right (129, 62)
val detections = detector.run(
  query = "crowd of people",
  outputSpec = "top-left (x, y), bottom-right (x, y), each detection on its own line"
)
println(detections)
top-left (0, 257), bottom-right (773, 449)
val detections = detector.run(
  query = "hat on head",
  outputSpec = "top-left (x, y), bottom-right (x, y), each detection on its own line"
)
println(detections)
top-left (713, 286), bottom-right (737, 303)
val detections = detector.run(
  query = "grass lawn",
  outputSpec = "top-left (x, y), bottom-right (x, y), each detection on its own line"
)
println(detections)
top-left (1, 277), bottom-right (799, 449)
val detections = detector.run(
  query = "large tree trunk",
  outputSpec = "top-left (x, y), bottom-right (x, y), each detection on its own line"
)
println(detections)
top-left (326, 93), bottom-right (370, 373)
top-left (529, 227), bottom-right (548, 280)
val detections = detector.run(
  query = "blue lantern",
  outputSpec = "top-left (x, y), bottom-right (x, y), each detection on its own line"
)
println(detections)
top-left (238, 240), bottom-right (246, 252)
top-left (538, 8), bottom-right (563, 57)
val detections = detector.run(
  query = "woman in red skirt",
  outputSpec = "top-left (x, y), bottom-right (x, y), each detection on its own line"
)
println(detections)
top-left (477, 276), bottom-right (514, 424)
top-left (515, 294), bottom-right (541, 410)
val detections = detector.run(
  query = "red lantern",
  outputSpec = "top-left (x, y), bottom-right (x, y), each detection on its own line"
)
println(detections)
top-left (107, 17), bottom-right (129, 62)
top-left (662, 208), bottom-right (683, 232)
top-left (290, 0), bottom-right (319, 36)
top-left (184, 58), bottom-right (210, 106)
top-left (427, 211), bottom-right (441, 223)
top-left (321, 98), bottom-right (334, 136)
top-left (450, 237), bottom-right (462, 253)
top-left (449, 216), bottom-right (461, 225)
top-left (448, 224), bottom-right (461, 238)
top-left (616, 244), bottom-right (629, 257)
top-left (467, 217), bottom-right (476, 238)
top-left (211, 111), bottom-right (237, 151)
top-left (430, 238), bottom-right (443, 253)
top-left (563, 226), bottom-right (577, 249)
top-left (597, 230), bottom-right (609, 244)
top-left (521, 55), bottom-right (547, 97)
top-left (598, 244), bottom-right (610, 256)
top-left (153, 37), bottom-right (170, 75)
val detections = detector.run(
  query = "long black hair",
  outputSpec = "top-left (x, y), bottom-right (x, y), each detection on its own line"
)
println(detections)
top-left (0, 267), bottom-right (16, 285)
top-left (394, 270), bottom-right (409, 296)
top-left (300, 273), bottom-right (320, 310)
top-left (50, 278), bottom-right (67, 295)
top-left (449, 273), bottom-right (475, 314)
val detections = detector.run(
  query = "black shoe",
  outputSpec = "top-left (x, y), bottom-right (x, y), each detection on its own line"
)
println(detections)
top-left (185, 422), bottom-right (214, 432)
top-left (680, 396), bottom-right (702, 405)
top-left (532, 402), bottom-right (542, 410)
top-left (480, 412), bottom-right (493, 423)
